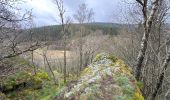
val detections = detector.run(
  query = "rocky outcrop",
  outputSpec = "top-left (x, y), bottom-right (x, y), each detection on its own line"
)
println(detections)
top-left (56, 53), bottom-right (144, 100)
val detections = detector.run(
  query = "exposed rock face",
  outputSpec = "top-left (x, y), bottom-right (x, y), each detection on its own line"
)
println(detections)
top-left (56, 53), bottom-right (144, 100)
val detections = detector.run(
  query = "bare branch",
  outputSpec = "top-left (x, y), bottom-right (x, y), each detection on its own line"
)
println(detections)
top-left (136, 0), bottom-right (144, 6)
top-left (0, 42), bottom-right (40, 61)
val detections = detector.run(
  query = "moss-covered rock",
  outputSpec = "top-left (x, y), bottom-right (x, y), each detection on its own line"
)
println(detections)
top-left (56, 53), bottom-right (144, 100)
top-left (0, 71), bottom-right (49, 94)
top-left (0, 92), bottom-right (9, 100)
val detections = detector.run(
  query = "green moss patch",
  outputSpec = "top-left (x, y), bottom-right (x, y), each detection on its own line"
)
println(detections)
top-left (0, 71), bottom-right (51, 97)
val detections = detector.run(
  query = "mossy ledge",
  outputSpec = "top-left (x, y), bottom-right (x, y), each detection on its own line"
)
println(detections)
top-left (0, 71), bottom-right (49, 99)
top-left (55, 53), bottom-right (144, 100)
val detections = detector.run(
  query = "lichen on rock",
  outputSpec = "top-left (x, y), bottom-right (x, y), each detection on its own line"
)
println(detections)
top-left (56, 53), bottom-right (144, 100)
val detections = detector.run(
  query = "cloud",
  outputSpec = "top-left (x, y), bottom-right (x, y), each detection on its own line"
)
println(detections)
top-left (21, 0), bottom-right (133, 26)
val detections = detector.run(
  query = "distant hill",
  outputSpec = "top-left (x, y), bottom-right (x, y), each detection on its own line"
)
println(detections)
top-left (88, 22), bottom-right (125, 27)
top-left (23, 22), bottom-right (134, 41)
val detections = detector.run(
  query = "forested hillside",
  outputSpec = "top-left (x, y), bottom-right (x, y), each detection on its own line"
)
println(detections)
top-left (0, 0), bottom-right (170, 100)
top-left (23, 23), bottom-right (120, 41)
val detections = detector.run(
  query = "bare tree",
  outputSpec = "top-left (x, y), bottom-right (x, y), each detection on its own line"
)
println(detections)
top-left (54, 0), bottom-right (71, 83)
top-left (0, 0), bottom-right (40, 62)
top-left (152, 48), bottom-right (170, 100)
top-left (135, 0), bottom-right (161, 80)
top-left (42, 47), bottom-right (58, 85)
top-left (73, 3), bottom-right (94, 75)
top-left (113, 0), bottom-right (170, 99)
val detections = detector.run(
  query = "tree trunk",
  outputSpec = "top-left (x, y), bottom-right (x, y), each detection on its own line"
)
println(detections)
top-left (63, 35), bottom-right (67, 83)
top-left (44, 53), bottom-right (58, 85)
top-left (135, 0), bottom-right (160, 81)
top-left (151, 49), bottom-right (170, 100)
top-left (32, 51), bottom-right (36, 75)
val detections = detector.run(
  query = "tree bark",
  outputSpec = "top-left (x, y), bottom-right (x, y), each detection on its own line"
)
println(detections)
top-left (55, 0), bottom-right (67, 83)
top-left (151, 49), bottom-right (170, 100)
top-left (63, 34), bottom-right (67, 83)
top-left (135, 0), bottom-right (160, 81)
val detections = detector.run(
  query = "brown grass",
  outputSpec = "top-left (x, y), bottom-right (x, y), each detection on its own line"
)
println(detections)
top-left (33, 49), bottom-right (73, 61)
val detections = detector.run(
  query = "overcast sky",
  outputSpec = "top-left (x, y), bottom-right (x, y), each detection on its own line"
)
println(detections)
top-left (21, 0), bottom-right (134, 26)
